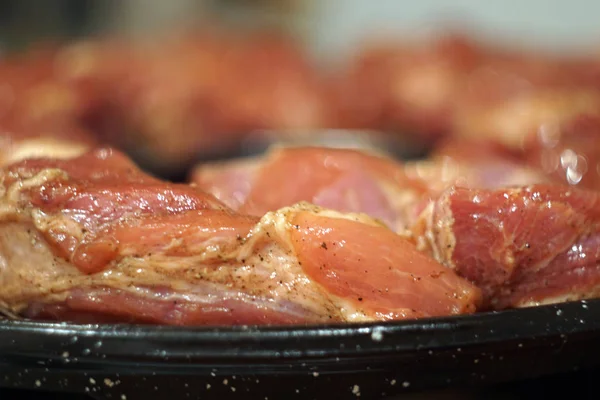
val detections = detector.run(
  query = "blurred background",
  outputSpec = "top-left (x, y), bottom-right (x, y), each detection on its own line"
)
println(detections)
top-left (3, 1), bottom-right (600, 53)
top-left (3, 1), bottom-right (600, 54)
top-left (2, 0), bottom-right (600, 183)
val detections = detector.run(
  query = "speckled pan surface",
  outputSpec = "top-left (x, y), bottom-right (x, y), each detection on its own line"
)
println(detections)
top-left (0, 299), bottom-right (598, 400)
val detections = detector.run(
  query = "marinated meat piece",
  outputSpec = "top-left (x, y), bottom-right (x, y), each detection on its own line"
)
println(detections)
top-left (402, 142), bottom-right (551, 226)
top-left (407, 139), bottom-right (550, 194)
top-left (54, 39), bottom-right (140, 143)
top-left (192, 157), bottom-right (262, 211)
top-left (54, 33), bottom-right (230, 173)
top-left (212, 32), bottom-right (330, 133)
top-left (411, 184), bottom-right (600, 309)
top-left (0, 148), bottom-right (480, 325)
top-left (447, 42), bottom-right (600, 148)
top-left (193, 145), bottom-right (548, 231)
top-left (192, 146), bottom-right (428, 231)
top-left (442, 112), bottom-right (600, 191)
top-left (237, 147), bottom-right (419, 226)
top-left (446, 39), bottom-right (600, 150)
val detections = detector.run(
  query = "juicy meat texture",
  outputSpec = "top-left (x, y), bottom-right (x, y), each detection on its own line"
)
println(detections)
top-left (0, 148), bottom-right (480, 325)
top-left (289, 211), bottom-right (479, 320)
top-left (401, 140), bottom-right (551, 224)
top-left (193, 145), bottom-right (549, 231)
top-left (193, 147), bottom-right (427, 231)
top-left (407, 139), bottom-right (550, 194)
top-left (411, 184), bottom-right (600, 309)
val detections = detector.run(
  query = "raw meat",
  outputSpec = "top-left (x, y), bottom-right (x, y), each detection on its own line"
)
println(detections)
top-left (411, 184), bottom-right (600, 309)
top-left (192, 145), bottom-right (549, 231)
top-left (0, 148), bottom-right (480, 325)
top-left (193, 146), bottom-right (426, 231)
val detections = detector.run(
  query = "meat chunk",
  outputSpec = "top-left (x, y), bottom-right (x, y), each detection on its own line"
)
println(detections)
top-left (192, 145), bottom-right (549, 231)
top-left (192, 146), bottom-right (428, 231)
top-left (407, 138), bottom-right (550, 195)
top-left (411, 184), bottom-right (600, 309)
top-left (447, 41), bottom-right (600, 148)
top-left (0, 148), bottom-right (480, 325)
top-left (0, 47), bottom-right (94, 128)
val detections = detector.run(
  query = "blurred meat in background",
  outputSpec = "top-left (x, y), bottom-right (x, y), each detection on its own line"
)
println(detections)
top-left (54, 28), bottom-right (330, 174)
top-left (1, 0), bottom-right (600, 186)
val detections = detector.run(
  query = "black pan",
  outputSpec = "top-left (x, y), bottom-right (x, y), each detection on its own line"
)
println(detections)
top-left (0, 299), bottom-right (598, 400)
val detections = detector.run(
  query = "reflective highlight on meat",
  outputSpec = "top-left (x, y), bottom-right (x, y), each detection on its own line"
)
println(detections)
top-left (193, 145), bottom-right (549, 232)
top-left (412, 184), bottom-right (600, 309)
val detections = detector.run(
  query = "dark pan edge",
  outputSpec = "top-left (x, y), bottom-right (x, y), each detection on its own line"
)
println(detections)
top-left (0, 298), bottom-right (596, 364)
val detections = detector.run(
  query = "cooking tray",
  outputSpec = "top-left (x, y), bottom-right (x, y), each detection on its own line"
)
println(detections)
top-left (0, 299), bottom-right (598, 400)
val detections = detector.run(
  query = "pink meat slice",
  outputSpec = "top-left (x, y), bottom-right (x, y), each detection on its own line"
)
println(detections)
top-left (0, 147), bottom-right (481, 325)
top-left (411, 184), bottom-right (600, 309)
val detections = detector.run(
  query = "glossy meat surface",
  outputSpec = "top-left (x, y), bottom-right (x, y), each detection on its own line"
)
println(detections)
top-left (193, 145), bottom-right (549, 231)
top-left (411, 184), bottom-right (600, 309)
top-left (0, 148), bottom-right (480, 325)
top-left (406, 139), bottom-right (550, 194)
top-left (193, 147), bottom-right (426, 231)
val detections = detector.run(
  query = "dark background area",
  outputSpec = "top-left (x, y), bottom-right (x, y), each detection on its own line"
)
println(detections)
top-left (0, 367), bottom-right (597, 399)
top-left (0, 0), bottom-right (101, 50)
